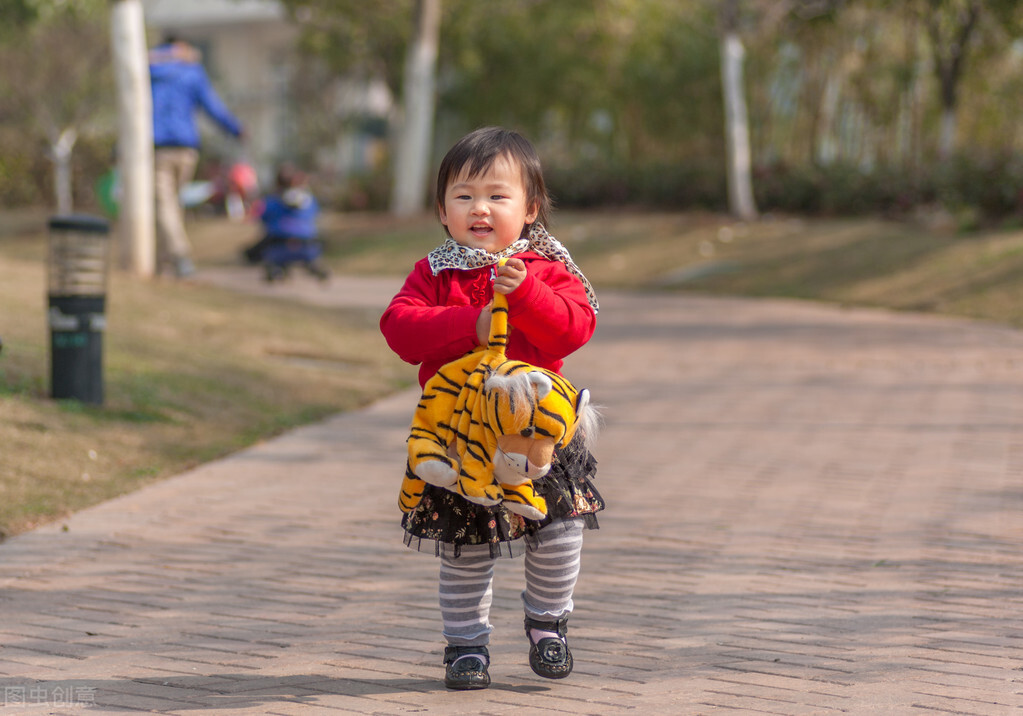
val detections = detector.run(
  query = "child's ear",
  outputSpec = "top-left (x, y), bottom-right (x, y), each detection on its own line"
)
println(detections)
top-left (438, 202), bottom-right (448, 225)
top-left (525, 201), bottom-right (539, 225)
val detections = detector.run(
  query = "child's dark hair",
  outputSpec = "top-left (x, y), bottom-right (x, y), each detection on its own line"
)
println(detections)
top-left (276, 163), bottom-right (306, 191)
top-left (435, 126), bottom-right (552, 234)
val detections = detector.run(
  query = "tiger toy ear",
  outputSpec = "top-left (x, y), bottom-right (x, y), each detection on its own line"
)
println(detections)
top-left (576, 388), bottom-right (590, 414)
top-left (528, 371), bottom-right (552, 400)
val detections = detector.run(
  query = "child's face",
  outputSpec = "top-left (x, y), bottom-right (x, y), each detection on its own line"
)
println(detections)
top-left (439, 154), bottom-right (538, 253)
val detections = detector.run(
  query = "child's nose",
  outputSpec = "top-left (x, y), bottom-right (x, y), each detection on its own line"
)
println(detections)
top-left (471, 199), bottom-right (489, 215)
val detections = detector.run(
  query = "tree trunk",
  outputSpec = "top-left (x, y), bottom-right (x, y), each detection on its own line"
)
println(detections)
top-left (390, 0), bottom-right (441, 217)
top-left (816, 65), bottom-right (841, 166)
top-left (924, 0), bottom-right (980, 161)
top-left (50, 127), bottom-right (78, 215)
top-left (110, 0), bottom-right (155, 277)
top-left (939, 107), bottom-right (957, 160)
top-left (719, 24), bottom-right (758, 221)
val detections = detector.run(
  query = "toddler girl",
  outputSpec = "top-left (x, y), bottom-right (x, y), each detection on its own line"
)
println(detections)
top-left (380, 127), bottom-right (604, 690)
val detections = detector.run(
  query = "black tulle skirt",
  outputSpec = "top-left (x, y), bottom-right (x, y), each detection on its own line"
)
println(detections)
top-left (401, 434), bottom-right (605, 558)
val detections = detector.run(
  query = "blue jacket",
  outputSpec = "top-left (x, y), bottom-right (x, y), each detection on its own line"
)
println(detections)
top-left (261, 189), bottom-right (319, 240)
top-left (149, 43), bottom-right (243, 149)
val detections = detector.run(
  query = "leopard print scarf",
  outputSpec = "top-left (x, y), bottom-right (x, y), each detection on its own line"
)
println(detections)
top-left (427, 223), bottom-right (599, 313)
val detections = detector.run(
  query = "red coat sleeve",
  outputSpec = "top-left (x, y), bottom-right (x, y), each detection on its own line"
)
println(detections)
top-left (380, 255), bottom-right (597, 384)
top-left (380, 259), bottom-right (480, 366)
top-left (504, 257), bottom-right (596, 360)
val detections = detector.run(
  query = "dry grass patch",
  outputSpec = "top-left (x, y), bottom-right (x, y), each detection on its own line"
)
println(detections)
top-left (0, 217), bottom-right (410, 536)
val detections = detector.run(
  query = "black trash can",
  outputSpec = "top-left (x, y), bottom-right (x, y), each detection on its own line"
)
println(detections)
top-left (47, 215), bottom-right (110, 404)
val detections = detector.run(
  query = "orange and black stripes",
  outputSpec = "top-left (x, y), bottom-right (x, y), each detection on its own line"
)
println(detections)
top-left (401, 262), bottom-right (588, 516)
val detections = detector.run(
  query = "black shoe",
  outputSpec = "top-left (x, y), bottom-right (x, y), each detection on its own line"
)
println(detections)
top-left (264, 263), bottom-right (285, 282)
top-left (443, 645), bottom-right (490, 690)
top-left (525, 616), bottom-right (573, 679)
top-left (306, 259), bottom-right (331, 282)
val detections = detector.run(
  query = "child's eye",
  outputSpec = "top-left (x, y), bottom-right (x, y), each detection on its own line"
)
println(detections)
top-left (490, 195), bottom-right (505, 201)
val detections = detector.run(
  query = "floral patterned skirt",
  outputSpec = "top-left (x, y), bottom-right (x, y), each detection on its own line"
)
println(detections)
top-left (401, 433), bottom-right (605, 558)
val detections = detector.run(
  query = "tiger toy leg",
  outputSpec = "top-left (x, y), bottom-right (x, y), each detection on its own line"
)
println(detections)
top-left (407, 352), bottom-right (481, 489)
top-left (399, 461), bottom-right (427, 513)
top-left (499, 480), bottom-right (548, 521)
top-left (452, 371), bottom-right (506, 506)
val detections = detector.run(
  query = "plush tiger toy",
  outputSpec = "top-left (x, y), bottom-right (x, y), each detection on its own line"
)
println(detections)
top-left (400, 260), bottom-right (594, 520)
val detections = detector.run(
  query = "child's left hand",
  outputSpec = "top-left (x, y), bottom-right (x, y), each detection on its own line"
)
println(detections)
top-left (494, 258), bottom-right (526, 295)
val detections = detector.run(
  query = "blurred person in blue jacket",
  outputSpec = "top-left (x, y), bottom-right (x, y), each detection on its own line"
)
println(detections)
top-left (243, 164), bottom-right (330, 283)
top-left (150, 36), bottom-right (244, 278)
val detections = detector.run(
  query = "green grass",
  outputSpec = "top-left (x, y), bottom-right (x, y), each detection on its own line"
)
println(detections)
top-left (4, 207), bottom-right (1023, 537)
top-left (0, 213), bottom-right (413, 537)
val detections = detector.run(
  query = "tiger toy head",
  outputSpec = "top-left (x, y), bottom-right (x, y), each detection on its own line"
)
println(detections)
top-left (483, 362), bottom-right (591, 486)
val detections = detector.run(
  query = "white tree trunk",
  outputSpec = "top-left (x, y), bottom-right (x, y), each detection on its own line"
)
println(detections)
top-left (816, 67), bottom-right (841, 166)
top-left (720, 31), bottom-right (758, 221)
top-left (110, 0), bottom-right (155, 277)
top-left (50, 127), bottom-right (78, 215)
top-left (390, 0), bottom-right (441, 217)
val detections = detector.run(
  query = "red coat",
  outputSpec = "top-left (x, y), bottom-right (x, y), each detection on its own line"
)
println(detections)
top-left (381, 251), bottom-right (597, 388)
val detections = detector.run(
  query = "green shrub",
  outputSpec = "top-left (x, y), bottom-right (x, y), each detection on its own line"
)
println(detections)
top-left (547, 153), bottom-right (1023, 224)
top-left (546, 159), bottom-right (726, 210)
top-left (929, 153), bottom-right (1023, 219)
top-left (0, 133), bottom-right (114, 211)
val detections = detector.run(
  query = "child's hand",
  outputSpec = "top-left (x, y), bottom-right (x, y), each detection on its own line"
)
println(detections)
top-left (476, 303), bottom-right (492, 346)
top-left (494, 258), bottom-right (526, 295)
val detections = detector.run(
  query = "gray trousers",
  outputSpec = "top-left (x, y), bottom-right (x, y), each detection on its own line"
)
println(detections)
top-left (154, 146), bottom-right (199, 264)
top-left (438, 518), bottom-right (584, 647)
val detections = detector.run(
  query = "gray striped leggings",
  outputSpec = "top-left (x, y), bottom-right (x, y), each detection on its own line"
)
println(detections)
top-left (438, 518), bottom-right (584, 647)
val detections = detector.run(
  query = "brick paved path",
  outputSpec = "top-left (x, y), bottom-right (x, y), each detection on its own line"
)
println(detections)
top-left (3, 272), bottom-right (1023, 714)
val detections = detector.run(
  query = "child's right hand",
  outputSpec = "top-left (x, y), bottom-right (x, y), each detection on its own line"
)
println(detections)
top-left (476, 304), bottom-right (491, 346)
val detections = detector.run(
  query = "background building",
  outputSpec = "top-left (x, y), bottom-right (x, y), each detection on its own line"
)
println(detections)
top-left (141, 0), bottom-right (392, 197)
